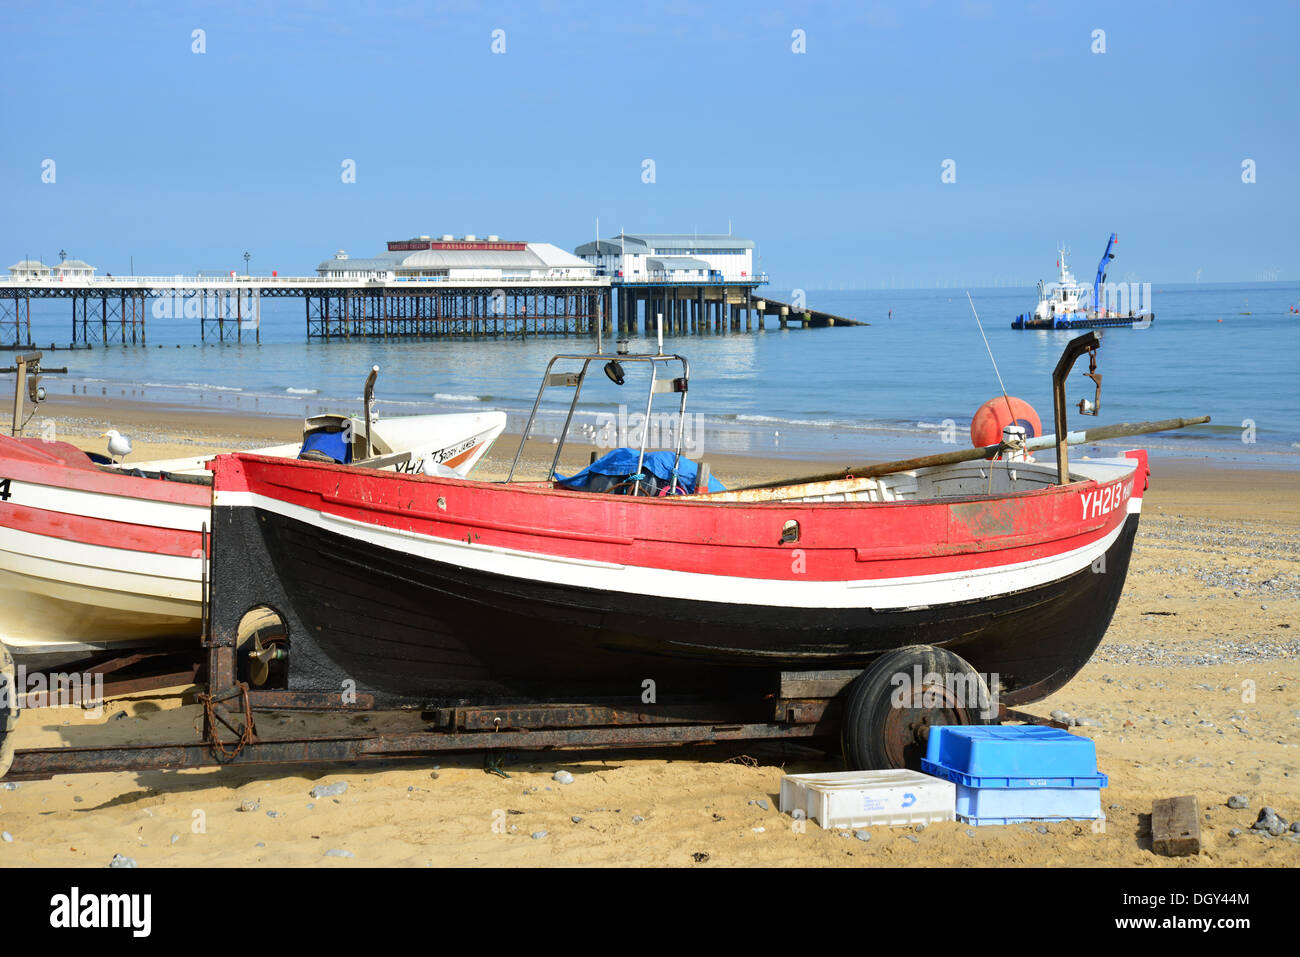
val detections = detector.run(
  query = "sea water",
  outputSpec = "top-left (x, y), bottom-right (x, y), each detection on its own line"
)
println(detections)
top-left (22, 282), bottom-right (1300, 467)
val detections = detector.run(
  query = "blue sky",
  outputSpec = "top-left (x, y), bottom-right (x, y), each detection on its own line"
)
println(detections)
top-left (1, 0), bottom-right (1296, 287)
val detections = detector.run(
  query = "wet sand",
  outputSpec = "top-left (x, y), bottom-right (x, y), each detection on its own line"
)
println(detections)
top-left (1, 398), bottom-right (1297, 867)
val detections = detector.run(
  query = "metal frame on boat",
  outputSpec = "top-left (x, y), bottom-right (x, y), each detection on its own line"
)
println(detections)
top-left (508, 345), bottom-right (690, 492)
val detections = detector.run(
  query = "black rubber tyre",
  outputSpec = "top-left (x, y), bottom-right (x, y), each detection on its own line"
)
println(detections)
top-left (0, 640), bottom-right (17, 780)
top-left (841, 644), bottom-right (995, 771)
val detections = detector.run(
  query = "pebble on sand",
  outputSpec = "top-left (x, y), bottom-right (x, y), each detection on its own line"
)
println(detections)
top-left (531, 831), bottom-right (548, 840)
top-left (553, 770), bottom-right (575, 785)
top-left (1227, 794), bottom-right (1249, 809)
top-left (853, 830), bottom-right (871, 842)
top-left (109, 853), bottom-right (137, 868)
top-left (324, 849), bottom-right (354, 858)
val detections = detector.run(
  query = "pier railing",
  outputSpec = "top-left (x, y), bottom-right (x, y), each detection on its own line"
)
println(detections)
top-left (2, 274), bottom-right (610, 289)
top-left (605, 273), bottom-right (769, 285)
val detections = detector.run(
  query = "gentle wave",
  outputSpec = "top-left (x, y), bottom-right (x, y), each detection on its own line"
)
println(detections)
top-left (734, 413), bottom-right (837, 427)
top-left (183, 382), bottom-right (244, 393)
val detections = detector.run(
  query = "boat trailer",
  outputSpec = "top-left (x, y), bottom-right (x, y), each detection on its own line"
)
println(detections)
top-left (3, 648), bottom-right (1065, 782)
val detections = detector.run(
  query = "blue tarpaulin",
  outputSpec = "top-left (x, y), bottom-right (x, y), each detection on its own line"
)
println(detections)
top-left (298, 428), bottom-right (352, 464)
top-left (556, 447), bottom-right (725, 494)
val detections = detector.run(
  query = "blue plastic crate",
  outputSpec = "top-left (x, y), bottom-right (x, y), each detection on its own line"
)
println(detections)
top-left (922, 725), bottom-right (1107, 826)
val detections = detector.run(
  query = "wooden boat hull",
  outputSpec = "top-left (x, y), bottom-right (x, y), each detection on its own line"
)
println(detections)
top-left (209, 450), bottom-right (1149, 706)
top-left (0, 438), bottom-right (208, 668)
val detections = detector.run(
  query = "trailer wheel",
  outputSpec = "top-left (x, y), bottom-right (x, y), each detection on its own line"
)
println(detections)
top-left (0, 641), bottom-right (17, 779)
top-left (841, 645), bottom-right (994, 771)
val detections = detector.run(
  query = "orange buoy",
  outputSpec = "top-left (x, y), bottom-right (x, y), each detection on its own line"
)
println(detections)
top-left (970, 396), bottom-right (1043, 447)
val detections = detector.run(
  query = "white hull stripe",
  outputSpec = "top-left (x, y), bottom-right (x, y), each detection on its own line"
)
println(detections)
top-left (0, 523), bottom-right (202, 586)
top-left (5, 478), bottom-right (208, 532)
top-left (218, 491), bottom-right (1132, 611)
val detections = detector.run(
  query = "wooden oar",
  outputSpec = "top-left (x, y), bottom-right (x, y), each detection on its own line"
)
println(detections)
top-left (726, 415), bottom-right (1211, 491)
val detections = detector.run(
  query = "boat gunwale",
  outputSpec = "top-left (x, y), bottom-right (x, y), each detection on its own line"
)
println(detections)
top-left (219, 450), bottom-right (1141, 514)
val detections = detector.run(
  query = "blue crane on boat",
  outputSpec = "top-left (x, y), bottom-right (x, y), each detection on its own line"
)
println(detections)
top-left (1092, 233), bottom-right (1117, 311)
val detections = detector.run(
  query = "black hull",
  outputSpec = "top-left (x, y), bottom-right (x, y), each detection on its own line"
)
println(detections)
top-left (210, 505), bottom-right (1140, 707)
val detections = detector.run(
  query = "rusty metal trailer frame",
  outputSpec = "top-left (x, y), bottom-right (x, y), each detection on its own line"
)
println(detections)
top-left (4, 684), bottom-right (841, 781)
top-left (4, 648), bottom-right (1061, 781)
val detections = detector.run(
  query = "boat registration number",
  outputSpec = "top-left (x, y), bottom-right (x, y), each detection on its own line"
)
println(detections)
top-left (0, 478), bottom-right (10, 501)
top-left (1080, 480), bottom-right (1129, 520)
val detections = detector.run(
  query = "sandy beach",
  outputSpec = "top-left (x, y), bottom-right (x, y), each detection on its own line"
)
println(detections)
top-left (1, 397), bottom-right (1297, 867)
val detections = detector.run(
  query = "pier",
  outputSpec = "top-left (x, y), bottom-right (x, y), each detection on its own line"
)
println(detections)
top-left (0, 275), bottom-right (615, 347)
top-left (0, 275), bottom-right (866, 348)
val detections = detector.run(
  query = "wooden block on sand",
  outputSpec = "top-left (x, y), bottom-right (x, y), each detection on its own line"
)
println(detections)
top-left (1151, 795), bottom-right (1202, 857)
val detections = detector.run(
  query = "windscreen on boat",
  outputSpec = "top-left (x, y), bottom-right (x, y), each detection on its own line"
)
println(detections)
top-left (556, 448), bottom-right (725, 496)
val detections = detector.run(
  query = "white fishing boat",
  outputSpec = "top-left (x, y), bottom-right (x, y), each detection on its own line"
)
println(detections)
top-left (0, 363), bottom-right (506, 669)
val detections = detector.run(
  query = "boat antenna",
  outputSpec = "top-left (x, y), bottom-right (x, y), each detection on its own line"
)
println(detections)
top-left (966, 291), bottom-right (1017, 424)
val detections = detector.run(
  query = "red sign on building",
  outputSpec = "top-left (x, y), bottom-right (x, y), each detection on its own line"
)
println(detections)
top-left (387, 240), bottom-right (527, 252)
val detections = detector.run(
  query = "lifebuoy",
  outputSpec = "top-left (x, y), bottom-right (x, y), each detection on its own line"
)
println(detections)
top-left (970, 396), bottom-right (1043, 447)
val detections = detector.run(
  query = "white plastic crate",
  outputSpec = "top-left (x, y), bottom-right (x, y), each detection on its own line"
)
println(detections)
top-left (779, 769), bottom-right (956, 830)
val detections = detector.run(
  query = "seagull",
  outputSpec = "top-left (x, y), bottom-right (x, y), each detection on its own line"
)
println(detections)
top-left (102, 429), bottom-right (133, 464)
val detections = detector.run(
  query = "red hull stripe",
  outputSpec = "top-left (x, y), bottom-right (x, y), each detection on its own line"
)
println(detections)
top-left (214, 453), bottom-right (1139, 584)
top-left (0, 437), bottom-right (212, 507)
top-left (0, 501), bottom-right (201, 557)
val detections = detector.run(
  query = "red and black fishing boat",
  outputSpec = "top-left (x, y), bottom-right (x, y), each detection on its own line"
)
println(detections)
top-left (205, 333), bottom-right (1206, 767)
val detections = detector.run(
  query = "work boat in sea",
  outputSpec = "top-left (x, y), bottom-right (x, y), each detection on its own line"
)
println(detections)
top-left (207, 332), bottom-right (1208, 768)
top-left (0, 363), bottom-right (505, 670)
top-left (1012, 235), bottom-right (1154, 330)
